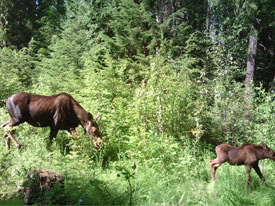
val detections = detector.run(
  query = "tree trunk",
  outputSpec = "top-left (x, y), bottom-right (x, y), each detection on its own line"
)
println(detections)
top-left (245, 24), bottom-right (258, 89)
top-left (245, 24), bottom-right (258, 117)
top-left (205, 0), bottom-right (210, 35)
top-left (155, 0), bottom-right (176, 24)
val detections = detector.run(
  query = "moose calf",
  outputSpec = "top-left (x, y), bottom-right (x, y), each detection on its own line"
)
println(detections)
top-left (209, 142), bottom-right (275, 187)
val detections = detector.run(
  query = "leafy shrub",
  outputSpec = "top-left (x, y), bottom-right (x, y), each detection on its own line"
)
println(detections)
top-left (0, 48), bottom-right (33, 102)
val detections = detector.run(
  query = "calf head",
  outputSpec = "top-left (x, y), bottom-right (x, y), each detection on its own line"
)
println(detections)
top-left (85, 113), bottom-right (102, 148)
top-left (262, 143), bottom-right (275, 160)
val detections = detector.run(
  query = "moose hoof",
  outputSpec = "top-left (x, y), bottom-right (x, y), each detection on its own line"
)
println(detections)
top-left (17, 144), bottom-right (22, 150)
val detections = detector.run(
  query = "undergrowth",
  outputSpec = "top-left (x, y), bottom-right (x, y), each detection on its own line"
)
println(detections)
top-left (0, 90), bottom-right (274, 206)
top-left (0, 130), bottom-right (274, 205)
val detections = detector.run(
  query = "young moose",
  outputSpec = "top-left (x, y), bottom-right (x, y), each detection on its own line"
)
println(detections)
top-left (209, 143), bottom-right (275, 187)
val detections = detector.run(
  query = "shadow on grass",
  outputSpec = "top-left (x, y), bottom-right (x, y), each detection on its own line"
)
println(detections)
top-left (64, 177), bottom-right (129, 205)
top-left (1, 176), bottom-right (129, 206)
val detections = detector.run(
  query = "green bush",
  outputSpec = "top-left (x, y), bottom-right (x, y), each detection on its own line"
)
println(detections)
top-left (0, 48), bottom-right (33, 102)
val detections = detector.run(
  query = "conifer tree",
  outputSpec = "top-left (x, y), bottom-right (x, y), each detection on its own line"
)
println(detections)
top-left (0, 0), bottom-right (36, 48)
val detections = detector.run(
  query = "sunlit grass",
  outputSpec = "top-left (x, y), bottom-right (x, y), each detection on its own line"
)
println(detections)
top-left (0, 106), bottom-right (274, 205)
top-left (0, 144), bottom-right (274, 205)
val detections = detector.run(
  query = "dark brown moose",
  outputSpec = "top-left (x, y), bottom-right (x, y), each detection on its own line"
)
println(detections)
top-left (1, 92), bottom-right (101, 149)
top-left (209, 143), bottom-right (275, 187)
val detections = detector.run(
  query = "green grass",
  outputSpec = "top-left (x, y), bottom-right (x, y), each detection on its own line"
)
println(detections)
top-left (1, 140), bottom-right (274, 205)
top-left (0, 109), bottom-right (274, 205)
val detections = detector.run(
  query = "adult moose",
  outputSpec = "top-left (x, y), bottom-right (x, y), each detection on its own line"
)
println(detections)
top-left (209, 143), bottom-right (275, 187)
top-left (1, 92), bottom-right (102, 149)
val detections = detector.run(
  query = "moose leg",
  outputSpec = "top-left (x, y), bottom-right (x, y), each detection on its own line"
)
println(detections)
top-left (1, 120), bottom-right (10, 128)
top-left (2, 120), bottom-right (11, 148)
top-left (209, 158), bottom-right (222, 180)
top-left (2, 120), bottom-right (21, 149)
top-left (6, 130), bottom-right (20, 149)
top-left (3, 131), bottom-right (20, 149)
top-left (246, 165), bottom-right (252, 188)
top-left (48, 128), bottom-right (58, 149)
top-left (252, 162), bottom-right (264, 181)
top-left (4, 133), bottom-right (11, 149)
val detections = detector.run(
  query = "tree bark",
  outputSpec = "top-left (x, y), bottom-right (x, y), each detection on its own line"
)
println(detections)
top-left (155, 0), bottom-right (176, 24)
top-left (205, 1), bottom-right (210, 35)
top-left (245, 24), bottom-right (258, 117)
top-left (245, 24), bottom-right (258, 89)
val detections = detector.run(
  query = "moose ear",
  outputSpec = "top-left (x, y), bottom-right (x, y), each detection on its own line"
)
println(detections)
top-left (261, 141), bottom-right (267, 149)
top-left (94, 114), bottom-right (100, 122)
top-left (87, 112), bottom-right (93, 120)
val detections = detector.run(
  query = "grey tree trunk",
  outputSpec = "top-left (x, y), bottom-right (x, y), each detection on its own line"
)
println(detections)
top-left (205, 0), bottom-right (210, 35)
top-left (245, 24), bottom-right (258, 89)
top-left (245, 24), bottom-right (258, 117)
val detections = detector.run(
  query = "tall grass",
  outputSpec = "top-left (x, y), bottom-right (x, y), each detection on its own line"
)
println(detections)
top-left (1, 136), bottom-right (274, 205)
top-left (0, 106), bottom-right (274, 205)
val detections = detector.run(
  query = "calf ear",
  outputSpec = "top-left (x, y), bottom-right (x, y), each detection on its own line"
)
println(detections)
top-left (261, 141), bottom-right (267, 149)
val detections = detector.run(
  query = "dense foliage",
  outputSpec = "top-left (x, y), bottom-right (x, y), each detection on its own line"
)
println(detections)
top-left (0, 0), bottom-right (274, 205)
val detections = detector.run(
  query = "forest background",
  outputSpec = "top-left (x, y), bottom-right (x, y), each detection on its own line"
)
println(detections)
top-left (0, 0), bottom-right (274, 205)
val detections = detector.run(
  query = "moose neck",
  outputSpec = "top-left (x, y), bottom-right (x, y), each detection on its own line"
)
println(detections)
top-left (257, 147), bottom-right (270, 160)
top-left (74, 105), bottom-right (90, 127)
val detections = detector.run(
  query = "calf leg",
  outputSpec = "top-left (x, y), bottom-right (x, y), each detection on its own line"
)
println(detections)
top-left (246, 165), bottom-right (252, 188)
top-left (209, 158), bottom-right (222, 180)
top-left (252, 162), bottom-right (264, 181)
